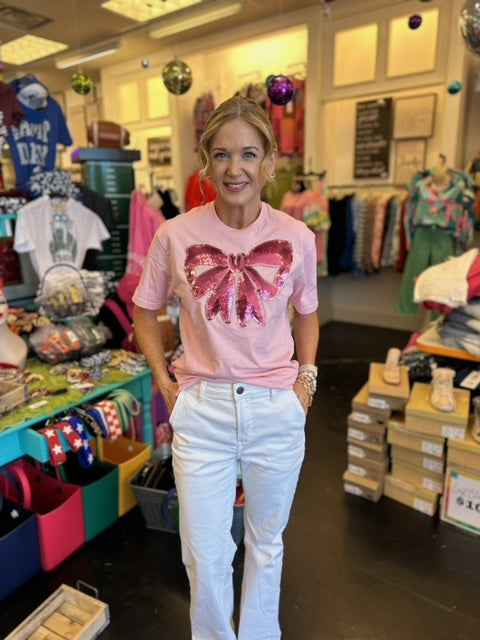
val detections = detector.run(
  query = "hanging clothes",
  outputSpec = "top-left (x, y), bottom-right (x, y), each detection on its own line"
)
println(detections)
top-left (404, 169), bottom-right (475, 250)
top-left (466, 151), bottom-right (480, 226)
top-left (396, 168), bottom-right (476, 316)
top-left (8, 76), bottom-right (72, 195)
top-left (13, 195), bottom-right (110, 278)
top-left (0, 190), bottom-right (29, 286)
top-left (193, 92), bottom-right (215, 150)
top-left (263, 163), bottom-right (303, 210)
top-left (157, 188), bottom-right (180, 219)
top-left (0, 81), bottom-right (25, 157)
top-left (326, 188), bottom-right (408, 278)
top-left (280, 175), bottom-right (330, 274)
top-left (184, 171), bottom-right (216, 211)
top-left (76, 183), bottom-right (116, 270)
top-left (266, 78), bottom-right (305, 157)
top-left (126, 189), bottom-right (166, 276)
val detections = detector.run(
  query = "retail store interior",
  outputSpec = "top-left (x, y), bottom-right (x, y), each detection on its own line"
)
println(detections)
top-left (1, 0), bottom-right (480, 638)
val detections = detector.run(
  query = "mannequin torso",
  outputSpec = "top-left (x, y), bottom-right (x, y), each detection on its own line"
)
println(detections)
top-left (0, 302), bottom-right (28, 370)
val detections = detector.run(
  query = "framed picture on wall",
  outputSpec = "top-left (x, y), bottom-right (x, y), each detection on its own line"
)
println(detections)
top-left (394, 138), bottom-right (427, 185)
top-left (393, 94), bottom-right (436, 139)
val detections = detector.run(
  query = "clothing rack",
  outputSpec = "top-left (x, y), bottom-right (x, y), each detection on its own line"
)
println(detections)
top-left (296, 170), bottom-right (327, 180)
top-left (326, 183), bottom-right (406, 190)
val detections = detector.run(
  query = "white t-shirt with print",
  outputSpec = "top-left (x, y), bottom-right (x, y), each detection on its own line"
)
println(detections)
top-left (14, 195), bottom-right (110, 278)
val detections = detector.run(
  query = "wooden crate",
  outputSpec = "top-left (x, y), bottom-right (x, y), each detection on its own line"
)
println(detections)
top-left (5, 583), bottom-right (110, 640)
top-left (0, 380), bottom-right (28, 417)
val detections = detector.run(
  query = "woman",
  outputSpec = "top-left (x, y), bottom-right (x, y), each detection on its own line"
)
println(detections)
top-left (133, 95), bottom-right (319, 639)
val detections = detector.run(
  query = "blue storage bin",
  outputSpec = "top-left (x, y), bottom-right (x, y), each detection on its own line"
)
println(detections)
top-left (0, 494), bottom-right (42, 601)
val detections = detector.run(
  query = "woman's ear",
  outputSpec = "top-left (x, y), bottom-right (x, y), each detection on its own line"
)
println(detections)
top-left (268, 148), bottom-right (278, 175)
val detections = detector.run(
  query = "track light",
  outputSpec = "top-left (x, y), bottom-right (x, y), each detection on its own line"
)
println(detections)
top-left (55, 40), bottom-right (120, 70)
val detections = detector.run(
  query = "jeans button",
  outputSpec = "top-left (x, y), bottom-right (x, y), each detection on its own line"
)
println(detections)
top-left (236, 386), bottom-right (244, 394)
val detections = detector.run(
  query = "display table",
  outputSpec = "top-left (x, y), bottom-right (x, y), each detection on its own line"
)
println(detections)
top-left (0, 359), bottom-right (153, 466)
top-left (416, 324), bottom-right (480, 363)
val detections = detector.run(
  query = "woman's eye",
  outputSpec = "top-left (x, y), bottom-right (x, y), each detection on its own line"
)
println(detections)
top-left (244, 151), bottom-right (256, 159)
top-left (214, 152), bottom-right (228, 160)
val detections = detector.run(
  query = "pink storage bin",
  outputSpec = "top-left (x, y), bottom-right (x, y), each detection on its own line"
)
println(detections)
top-left (3, 459), bottom-right (85, 571)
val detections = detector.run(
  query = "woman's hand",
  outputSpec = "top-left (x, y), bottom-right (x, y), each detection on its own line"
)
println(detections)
top-left (159, 379), bottom-right (180, 415)
top-left (293, 380), bottom-right (310, 414)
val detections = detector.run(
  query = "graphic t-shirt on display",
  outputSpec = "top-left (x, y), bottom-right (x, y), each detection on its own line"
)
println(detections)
top-left (13, 195), bottom-right (110, 278)
top-left (7, 97), bottom-right (72, 192)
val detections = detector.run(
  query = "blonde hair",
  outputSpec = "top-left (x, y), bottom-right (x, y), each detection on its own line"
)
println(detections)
top-left (198, 95), bottom-right (277, 186)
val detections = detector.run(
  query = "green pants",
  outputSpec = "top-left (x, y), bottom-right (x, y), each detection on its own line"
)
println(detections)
top-left (396, 226), bottom-right (454, 316)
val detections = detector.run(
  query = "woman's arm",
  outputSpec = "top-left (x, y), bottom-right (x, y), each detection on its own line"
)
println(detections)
top-left (133, 304), bottom-right (179, 414)
top-left (292, 310), bottom-right (320, 413)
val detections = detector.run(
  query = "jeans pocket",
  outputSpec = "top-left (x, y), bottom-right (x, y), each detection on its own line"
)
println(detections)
top-left (289, 389), bottom-right (307, 418)
top-left (168, 389), bottom-right (184, 428)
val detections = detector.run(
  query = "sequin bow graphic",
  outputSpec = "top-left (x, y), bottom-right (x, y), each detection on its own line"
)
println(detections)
top-left (185, 240), bottom-right (293, 326)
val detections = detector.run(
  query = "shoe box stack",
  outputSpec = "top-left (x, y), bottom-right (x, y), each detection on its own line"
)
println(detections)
top-left (440, 425), bottom-right (480, 535)
top-left (385, 380), bottom-right (470, 518)
top-left (343, 360), bottom-right (410, 503)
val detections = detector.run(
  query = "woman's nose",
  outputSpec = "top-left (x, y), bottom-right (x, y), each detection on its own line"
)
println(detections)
top-left (227, 157), bottom-right (241, 175)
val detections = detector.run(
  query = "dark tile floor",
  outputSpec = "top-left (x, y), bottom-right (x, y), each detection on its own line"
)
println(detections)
top-left (2, 322), bottom-right (480, 639)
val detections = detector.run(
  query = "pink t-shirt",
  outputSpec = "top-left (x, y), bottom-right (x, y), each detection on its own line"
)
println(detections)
top-left (133, 201), bottom-right (318, 390)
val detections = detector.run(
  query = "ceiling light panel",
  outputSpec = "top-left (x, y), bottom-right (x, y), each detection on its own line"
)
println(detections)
top-left (1, 34), bottom-right (68, 65)
top-left (101, 0), bottom-right (201, 23)
top-left (150, 0), bottom-right (243, 38)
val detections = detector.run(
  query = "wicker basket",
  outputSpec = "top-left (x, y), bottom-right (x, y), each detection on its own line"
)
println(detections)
top-left (35, 263), bottom-right (91, 321)
top-left (129, 460), bottom-right (179, 533)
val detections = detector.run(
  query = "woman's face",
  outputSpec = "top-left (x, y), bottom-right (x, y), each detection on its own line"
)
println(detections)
top-left (209, 118), bottom-right (275, 211)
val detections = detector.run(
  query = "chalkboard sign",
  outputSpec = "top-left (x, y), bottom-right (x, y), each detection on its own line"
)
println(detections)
top-left (354, 98), bottom-right (392, 179)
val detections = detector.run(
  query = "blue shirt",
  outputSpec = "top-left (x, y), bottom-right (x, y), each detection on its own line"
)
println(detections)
top-left (7, 96), bottom-right (72, 193)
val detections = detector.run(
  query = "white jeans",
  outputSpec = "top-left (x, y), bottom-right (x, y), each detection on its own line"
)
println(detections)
top-left (170, 381), bottom-right (306, 640)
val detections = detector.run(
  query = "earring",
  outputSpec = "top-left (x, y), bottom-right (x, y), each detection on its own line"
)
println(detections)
top-left (271, 172), bottom-right (276, 179)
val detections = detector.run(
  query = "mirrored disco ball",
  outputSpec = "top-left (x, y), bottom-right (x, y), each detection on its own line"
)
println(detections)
top-left (71, 72), bottom-right (93, 95)
top-left (266, 75), bottom-right (295, 105)
top-left (459, 0), bottom-right (480, 56)
top-left (162, 59), bottom-right (193, 95)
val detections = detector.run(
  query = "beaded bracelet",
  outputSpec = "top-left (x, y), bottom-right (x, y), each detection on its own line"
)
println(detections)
top-left (295, 371), bottom-right (317, 406)
top-left (299, 364), bottom-right (318, 377)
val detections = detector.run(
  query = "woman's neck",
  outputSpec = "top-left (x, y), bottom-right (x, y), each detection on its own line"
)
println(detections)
top-left (214, 201), bottom-right (262, 229)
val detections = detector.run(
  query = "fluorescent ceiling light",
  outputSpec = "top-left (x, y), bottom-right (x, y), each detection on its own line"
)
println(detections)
top-left (101, 0), bottom-right (201, 23)
top-left (1, 35), bottom-right (68, 66)
top-left (55, 41), bottom-right (120, 70)
top-left (150, 0), bottom-right (243, 39)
